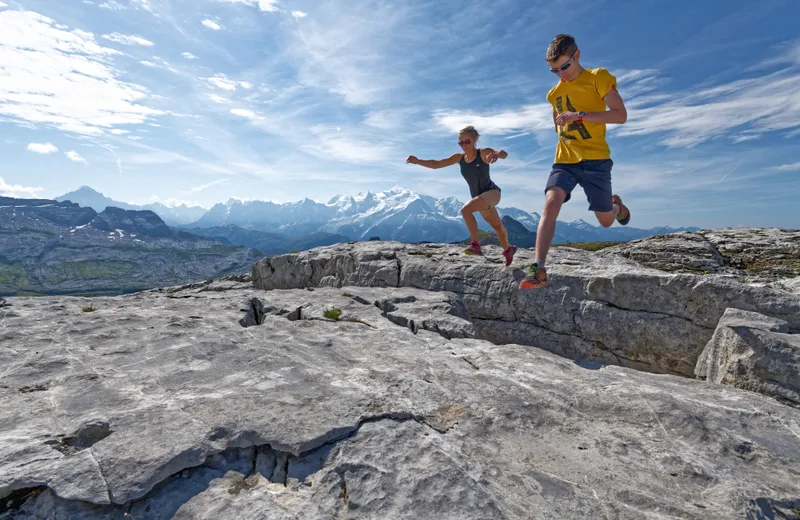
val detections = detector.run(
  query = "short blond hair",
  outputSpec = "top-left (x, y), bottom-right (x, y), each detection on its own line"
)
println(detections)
top-left (459, 126), bottom-right (480, 140)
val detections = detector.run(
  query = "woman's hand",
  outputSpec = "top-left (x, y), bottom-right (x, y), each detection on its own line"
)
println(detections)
top-left (485, 150), bottom-right (507, 164)
top-left (406, 155), bottom-right (419, 165)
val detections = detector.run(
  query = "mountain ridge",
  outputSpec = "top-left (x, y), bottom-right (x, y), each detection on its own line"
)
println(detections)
top-left (57, 185), bottom-right (699, 244)
top-left (0, 196), bottom-right (260, 296)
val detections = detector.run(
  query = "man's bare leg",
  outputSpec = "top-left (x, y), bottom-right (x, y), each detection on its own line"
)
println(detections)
top-left (534, 187), bottom-right (568, 266)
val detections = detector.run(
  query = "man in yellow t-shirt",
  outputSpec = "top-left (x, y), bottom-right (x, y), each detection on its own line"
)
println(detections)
top-left (521, 34), bottom-right (631, 290)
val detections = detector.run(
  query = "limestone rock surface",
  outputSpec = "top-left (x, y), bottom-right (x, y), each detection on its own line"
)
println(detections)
top-left (1, 281), bottom-right (799, 519)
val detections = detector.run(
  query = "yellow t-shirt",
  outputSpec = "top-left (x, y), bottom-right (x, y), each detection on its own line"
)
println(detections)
top-left (547, 67), bottom-right (617, 164)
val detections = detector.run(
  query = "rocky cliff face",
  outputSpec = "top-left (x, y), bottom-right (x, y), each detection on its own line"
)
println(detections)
top-left (252, 232), bottom-right (800, 380)
top-left (0, 197), bottom-right (262, 296)
top-left (1, 228), bottom-right (798, 519)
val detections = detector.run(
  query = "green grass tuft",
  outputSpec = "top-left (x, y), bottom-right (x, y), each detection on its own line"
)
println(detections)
top-left (82, 305), bottom-right (96, 313)
top-left (324, 308), bottom-right (342, 321)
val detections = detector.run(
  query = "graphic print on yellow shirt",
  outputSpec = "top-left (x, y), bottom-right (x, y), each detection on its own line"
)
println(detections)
top-left (547, 68), bottom-right (617, 164)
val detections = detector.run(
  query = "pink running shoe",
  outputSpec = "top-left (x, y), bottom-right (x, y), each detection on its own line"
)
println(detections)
top-left (464, 241), bottom-right (483, 256)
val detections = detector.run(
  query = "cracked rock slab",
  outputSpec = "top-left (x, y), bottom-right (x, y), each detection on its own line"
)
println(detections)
top-left (251, 241), bottom-right (800, 376)
top-left (1, 284), bottom-right (799, 519)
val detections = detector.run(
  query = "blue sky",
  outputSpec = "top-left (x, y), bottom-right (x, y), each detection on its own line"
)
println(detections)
top-left (0, 0), bottom-right (798, 229)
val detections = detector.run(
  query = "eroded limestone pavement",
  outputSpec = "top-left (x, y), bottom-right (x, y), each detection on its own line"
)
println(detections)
top-left (1, 229), bottom-right (799, 519)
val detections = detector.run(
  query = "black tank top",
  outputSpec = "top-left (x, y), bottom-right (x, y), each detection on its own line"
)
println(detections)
top-left (459, 149), bottom-right (500, 198)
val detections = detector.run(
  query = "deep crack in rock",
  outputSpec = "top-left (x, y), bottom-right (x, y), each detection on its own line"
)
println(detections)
top-left (46, 421), bottom-right (113, 456)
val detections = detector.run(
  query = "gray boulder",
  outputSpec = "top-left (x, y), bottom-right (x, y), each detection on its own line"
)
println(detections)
top-left (696, 308), bottom-right (800, 406)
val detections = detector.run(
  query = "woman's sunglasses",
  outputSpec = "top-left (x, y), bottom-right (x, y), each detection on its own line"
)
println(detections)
top-left (458, 139), bottom-right (472, 146)
top-left (549, 52), bottom-right (576, 74)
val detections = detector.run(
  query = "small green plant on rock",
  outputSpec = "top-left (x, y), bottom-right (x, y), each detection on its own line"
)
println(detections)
top-left (82, 305), bottom-right (96, 313)
top-left (343, 292), bottom-right (353, 298)
top-left (324, 308), bottom-right (342, 321)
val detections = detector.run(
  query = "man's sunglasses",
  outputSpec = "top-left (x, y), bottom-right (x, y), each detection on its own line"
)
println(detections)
top-left (549, 52), bottom-right (576, 74)
top-left (458, 139), bottom-right (472, 146)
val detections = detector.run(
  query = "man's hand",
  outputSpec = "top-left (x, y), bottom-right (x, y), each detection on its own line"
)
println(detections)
top-left (555, 111), bottom-right (580, 126)
top-left (406, 155), bottom-right (419, 165)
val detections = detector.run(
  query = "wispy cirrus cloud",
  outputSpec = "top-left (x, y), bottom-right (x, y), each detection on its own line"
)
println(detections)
top-left (433, 104), bottom-right (553, 135)
top-left (189, 178), bottom-right (229, 193)
top-left (619, 67), bottom-right (800, 147)
top-left (0, 10), bottom-right (162, 135)
top-left (101, 32), bottom-right (154, 46)
top-left (216, 0), bottom-right (280, 12)
top-left (201, 19), bottom-right (221, 30)
top-left (289, 1), bottom-right (420, 105)
top-left (772, 162), bottom-right (800, 172)
top-left (208, 94), bottom-right (231, 104)
top-left (205, 73), bottom-right (252, 91)
top-left (27, 142), bottom-right (58, 154)
top-left (230, 108), bottom-right (259, 119)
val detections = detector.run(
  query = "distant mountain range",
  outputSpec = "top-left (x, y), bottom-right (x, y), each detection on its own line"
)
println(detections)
top-left (57, 186), bottom-right (207, 225)
top-left (0, 197), bottom-right (260, 296)
top-left (57, 186), bottom-right (699, 244)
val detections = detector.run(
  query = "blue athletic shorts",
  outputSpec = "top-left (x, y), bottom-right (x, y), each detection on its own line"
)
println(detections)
top-left (545, 159), bottom-right (614, 212)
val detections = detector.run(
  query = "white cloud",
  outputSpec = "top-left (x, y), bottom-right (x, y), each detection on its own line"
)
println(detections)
top-left (26, 142), bottom-right (58, 154)
top-left (732, 134), bottom-right (760, 144)
top-left (99, 1), bottom-right (125, 9)
top-left (131, 0), bottom-right (154, 13)
top-left (0, 177), bottom-right (44, 198)
top-left (205, 73), bottom-right (252, 91)
top-left (298, 127), bottom-right (392, 164)
top-left (182, 52), bottom-right (198, 60)
top-left (0, 11), bottom-right (162, 135)
top-left (619, 67), bottom-right (800, 147)
top-left (230, 108), bottom-right (259, 119)
top-left (773, 162), bottom-right (800, 172)
top-left (0, 3), bottom-right (7, 8)
top-left (189, 178), bottom-right (229, 193)
top-left (140, 60), bottom-right (157, 67)
top-left (101, 33), bottom-right (154, 46)
top-left (216, 0), bottom-right (280, 12)
top-left (65, 150), bottom-right (87, 163)
top-left (201, 19), bottom-right (221, 30)
top-left (208, 94), bottom-right (231, 104)
top-left (433, 104), bottom-right (553, 135)
top-left (362, 108), bottom-right (417, 131)
top-left (615, 68), bottom-right (666, 100)
top-left (292, 11), bottom-right (307, 18)
top-left (110, 129), bottom-right (130, 135)
top-left (98, 0), bottom-right (153, 12)
top-left (505, 132), bottom-right (530, 140)
top-left (290, 3), bottom-right (418, 105)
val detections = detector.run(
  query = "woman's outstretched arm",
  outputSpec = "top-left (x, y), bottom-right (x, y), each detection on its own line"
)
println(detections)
top-left (406, 153), bottom-right (462, 169)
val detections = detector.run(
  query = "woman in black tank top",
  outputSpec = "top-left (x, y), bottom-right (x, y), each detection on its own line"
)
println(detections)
top-left (406, 125), bottom-right (517, 266)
